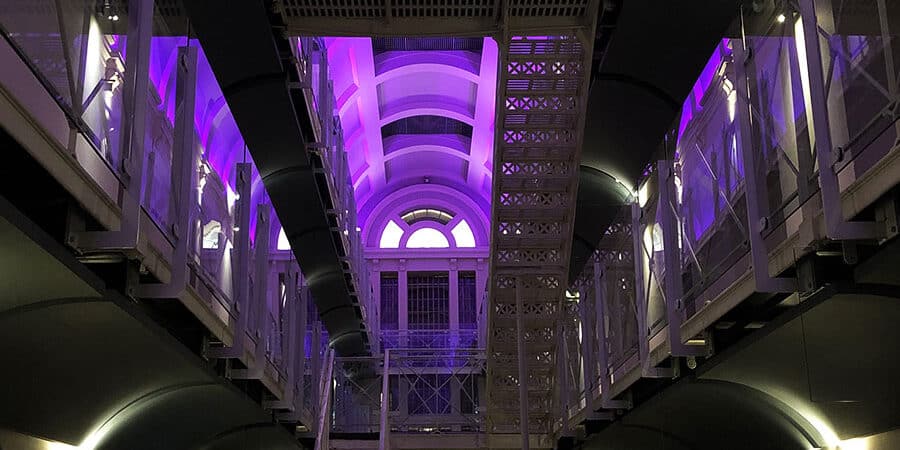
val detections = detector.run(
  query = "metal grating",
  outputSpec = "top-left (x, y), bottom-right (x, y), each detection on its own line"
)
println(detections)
top-left (485, 24), bottom-right (599, 440)
top-left (381, 115), bottom-right (473, 139)
top-left (276, 0), bottom-right (596, 37)
top-left (372, 36), bottom-right (484, 54)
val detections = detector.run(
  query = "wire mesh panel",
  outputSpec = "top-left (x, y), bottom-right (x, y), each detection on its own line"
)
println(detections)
top-left (408, 272), bottom-right (450, 330)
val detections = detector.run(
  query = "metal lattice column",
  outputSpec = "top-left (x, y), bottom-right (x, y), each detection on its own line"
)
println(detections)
top-left (486, 17), bottom-right (600, 441)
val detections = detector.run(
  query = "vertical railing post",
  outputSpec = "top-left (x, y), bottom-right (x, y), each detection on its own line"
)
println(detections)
top-left (797, 0), bottom-right (880, 240)
top-left (284, 263), bottom-right (300, 405)
top-left (658, 161), bottom-right (708, 358)
top-left (137, 44), bottom-right (198, 297)
top-left (578, 282), bottom-right (596, 401)
top-left (594, 262), bottom-right (631, 409)
top-left (72, 0), bottom-right (153, 251)
top-left (311, 321), bottom-right (322, 409)
top-left (209, 163), bottom-right (252, 359)
top-left (556, 318), bottom-right (569, 434)
top-left (733, 38), bottom-right (797, 293)
top-left (632, 201), bottom-right (673, 377)
top-left (235, 203), bottom-right (271, 378)
top-left (515, 276), bottom-right (530, 450)
top-left (297, 280), bottom-right (309, 411)
top-left (379, 349), bottom-right (391, 450)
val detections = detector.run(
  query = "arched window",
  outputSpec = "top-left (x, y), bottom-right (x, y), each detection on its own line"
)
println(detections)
top-left (379, 220), bottom-right (404, 248)
top-left (406, 227), bottom-right (450, 248)
top-left (277, 227), bottom-right (291, 250)
top-left (450, 219), bottom-right (476, 247)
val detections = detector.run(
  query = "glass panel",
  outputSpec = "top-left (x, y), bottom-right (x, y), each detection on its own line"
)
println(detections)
top-left (816, 0), bottom-right (900, 182)
top-left (1, 1), bottom-right (128, 172)
top-left (675, 39), bottom-right (750, 320)
top-left (142, 9), bottom-right (188, 237)
top-left (743, 7), bottom-right (816, 237)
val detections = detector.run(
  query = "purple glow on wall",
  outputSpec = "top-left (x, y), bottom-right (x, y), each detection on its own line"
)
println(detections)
top-left (677, 39), bottom-right (732, 141)
top-left (147, 38), bottom-right (263, 239)
top-left (325, 37), bottom-right (496, 239)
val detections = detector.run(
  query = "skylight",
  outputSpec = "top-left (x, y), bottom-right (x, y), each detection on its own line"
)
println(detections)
top-left (401, 208), bottom-right (454, 225)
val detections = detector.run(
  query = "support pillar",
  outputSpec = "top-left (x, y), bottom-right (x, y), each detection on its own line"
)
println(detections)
top-left (398, 261), bottom-right (408, 347)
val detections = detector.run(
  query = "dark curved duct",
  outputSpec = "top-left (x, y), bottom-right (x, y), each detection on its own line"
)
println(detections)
top-left (181, 1), bottom-right (368, 355)
top-left (570, 0), bottom-right (743, 282)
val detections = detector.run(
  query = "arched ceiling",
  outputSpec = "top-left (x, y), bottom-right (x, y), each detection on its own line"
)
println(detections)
top-left (325, 37), bottom-right (498, 228)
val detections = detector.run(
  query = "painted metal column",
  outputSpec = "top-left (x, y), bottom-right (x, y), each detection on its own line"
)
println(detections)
top-left (398, 261), bottom-right (408, 347)
top-left (798, 0), bottom-right (879, 240)
top-left (515, 276), bottom-right (530, 450)
top-left (556, 318), bottom-right (569, 434)
top-left (311, 321), bottom-right (322, 410)
top-left (578, 283), bottom-right (596, 400)
top-left (449, 260), bottom-right (460, 331)
top-left (475, 258), bottom-right (487, 347)
top-left (296, 276), bottom-right (309, 411)
top-left (449, 260), bottom-right (460, 355)
top-left (379, 350), bottom-right (391, 450)
top-left (370, 260), bottom-right (382, 342)
top-left (733, 39), bottom-right (796, 293)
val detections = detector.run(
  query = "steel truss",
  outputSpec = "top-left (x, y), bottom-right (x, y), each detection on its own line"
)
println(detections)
top-left (486, 6), bottom-right (602, 444)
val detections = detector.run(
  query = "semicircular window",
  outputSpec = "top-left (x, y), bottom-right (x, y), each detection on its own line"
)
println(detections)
top-left (401, 208), bottom-right (454, 225)
top-left (406, 227), bottom-right (450, 248)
